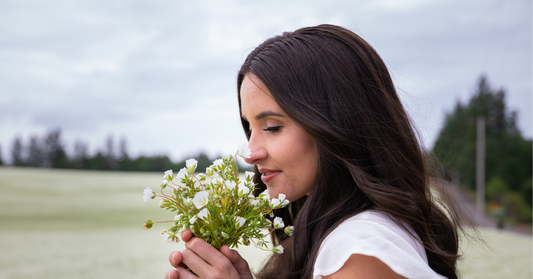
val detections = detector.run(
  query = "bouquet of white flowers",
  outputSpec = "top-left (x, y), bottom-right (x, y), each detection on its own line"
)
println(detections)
top-left (142, 145), bottom-right (292, 254)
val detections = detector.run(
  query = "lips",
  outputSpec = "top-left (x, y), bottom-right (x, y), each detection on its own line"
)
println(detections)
top-left (258, 167), bottom-right (281, 183)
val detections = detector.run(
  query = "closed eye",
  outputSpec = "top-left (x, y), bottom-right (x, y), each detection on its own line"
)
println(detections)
top-left (263, 126), bottom-right (282, 133)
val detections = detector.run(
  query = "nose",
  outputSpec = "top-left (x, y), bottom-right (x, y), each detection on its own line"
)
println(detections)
top-left (243, 136), bottom-right (267, 165)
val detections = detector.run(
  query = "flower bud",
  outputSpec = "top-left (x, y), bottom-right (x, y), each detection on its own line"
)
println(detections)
top-left (284, 226), bottom-right (294, 236)
top-left (197, 173), bottom-right (206, 182)
top-left (143, 220), bottom-right (153, 229)
top-left (221, 231), bottom-right (229, 239)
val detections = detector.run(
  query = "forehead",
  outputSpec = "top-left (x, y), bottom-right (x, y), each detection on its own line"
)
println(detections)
top-left (240, 74), bottom-right (283, 119)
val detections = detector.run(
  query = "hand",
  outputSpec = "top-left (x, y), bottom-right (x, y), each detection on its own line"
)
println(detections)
top-left (166, 230), bottom-right (253, 279)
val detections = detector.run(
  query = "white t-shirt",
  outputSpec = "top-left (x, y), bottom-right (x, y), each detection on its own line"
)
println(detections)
top-left (313, 210), bottom-right (447, 279)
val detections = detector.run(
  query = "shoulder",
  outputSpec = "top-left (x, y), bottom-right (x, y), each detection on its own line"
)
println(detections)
top-left (312, 210), bottom-right (447, 279)
top-left (322, 254), bottom-right (407, 279)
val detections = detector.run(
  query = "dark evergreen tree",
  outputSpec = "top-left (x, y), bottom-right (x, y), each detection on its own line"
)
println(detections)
top-left (11, 136), bottom-right (25, 166)
top-left (105, 134), bottom-right (117, 170)
top-left (0, 144), bottom-right (4, 165)
top-left (118, 136), bottom-right (129, 162)
top-left (27, 135), bottom-right (44, 167)
top-left (117, 136), bottom-right (132, 170)
top-left (43, 129), bottom-right (71, 168)
top-left (72, 140), bottom-right (89, 169)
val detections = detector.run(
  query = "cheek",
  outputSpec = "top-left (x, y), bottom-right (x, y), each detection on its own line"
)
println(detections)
top-left (294, 138), bottom-right (318, 193)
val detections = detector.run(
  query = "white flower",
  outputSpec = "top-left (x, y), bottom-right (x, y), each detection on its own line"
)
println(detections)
top-left (277, 193), bottom-right (290, 207)
top-left (163, 170), bottom-right (173, 180)
top-left (193, 191), bottom-right (210, 209)
top-left (189, 216), bottom-right (197, 224)
top-left (271, 193), bottom-right (289, 208)
top-left (273, 245), bottom-right (284, 254)
top-left (237, 143), bottom-right (251, 158)
top-left (213, 159), bottom-right (224, 168)
top-left (225, 180), bottom-right (236, 190)
top-left (198, 208), bottom-right (208, 221)
top-left (174, 214), bottom-right (182, 221)
top-left (255, 239), bottom-right (265, 248)
top-left (250, 199), bottom-right (260, 206)
top-left (235, 216), bottom-right (246, 227)
top-left (176, 168), bottom-right (188, 181)
top-left (245, 171), bottom-right (255, 181)
top-left (271, 198), bottom-right (281, 208)
top-left (273, 217), bottom-right (285, 228)
top-left (186, 159), bottom-right (198, 172)
top-left (238, 183), bottom-right (250, 195)
top-left (143, 187), bottom-right (155, 201)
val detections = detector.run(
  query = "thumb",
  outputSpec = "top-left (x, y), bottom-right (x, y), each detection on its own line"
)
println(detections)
top-left (220, 245), bottom-right (251, 276)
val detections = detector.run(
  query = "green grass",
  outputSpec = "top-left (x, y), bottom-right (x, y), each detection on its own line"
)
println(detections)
top-left (0, 167), bottom-right (531, 278)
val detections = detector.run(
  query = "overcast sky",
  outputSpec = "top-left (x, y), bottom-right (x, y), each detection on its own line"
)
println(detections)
top-left (0, 0), bottom-right (531, 163)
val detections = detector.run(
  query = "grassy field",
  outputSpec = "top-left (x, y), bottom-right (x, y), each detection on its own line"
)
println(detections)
top-left (0, 167), bottom-right (531, 279)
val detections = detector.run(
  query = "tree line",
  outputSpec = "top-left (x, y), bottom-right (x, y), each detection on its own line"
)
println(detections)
top-left (1, 130), bottom-right (220, 173)
top-left (432, 75), bottom-right (532, 224)
top-left (1, 75), bottom-right (530, 224)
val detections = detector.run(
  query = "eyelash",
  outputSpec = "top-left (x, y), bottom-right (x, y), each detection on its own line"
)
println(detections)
top-left (263, 126), bottom-right (282, 133)
top-left (246, 126), bottom-right (282, 137)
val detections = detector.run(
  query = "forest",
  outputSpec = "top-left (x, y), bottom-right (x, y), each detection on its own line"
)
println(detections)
top-left (2, 131), bottom-right (220, 173)
top-left (432, 76), bottom-right (532, 224)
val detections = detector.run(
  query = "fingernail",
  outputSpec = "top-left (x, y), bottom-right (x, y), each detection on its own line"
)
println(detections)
top-left (169, 251), bottom-right (176, 265)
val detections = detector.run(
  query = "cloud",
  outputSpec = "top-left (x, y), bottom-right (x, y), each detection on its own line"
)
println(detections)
top-left (0, 0), bottom-right (530, 161)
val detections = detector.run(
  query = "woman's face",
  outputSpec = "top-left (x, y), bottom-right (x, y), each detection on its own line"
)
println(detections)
top-left (240, 74), bottom-right (318, 202)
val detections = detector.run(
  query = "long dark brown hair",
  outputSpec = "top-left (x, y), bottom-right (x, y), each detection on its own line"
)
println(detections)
top-left (237, 24), bottom-right (461, 279)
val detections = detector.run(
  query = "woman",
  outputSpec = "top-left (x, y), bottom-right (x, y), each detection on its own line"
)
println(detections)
top-left (166, 24), bottom-right (461, 279)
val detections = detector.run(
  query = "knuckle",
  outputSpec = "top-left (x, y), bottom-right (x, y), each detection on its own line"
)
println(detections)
top-left (217, 259), bottom-right (232, 273)
top-left (189, 237), bottom-right (202, 248)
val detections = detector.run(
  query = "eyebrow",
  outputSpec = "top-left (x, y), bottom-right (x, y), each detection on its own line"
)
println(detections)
top-left (242, 111), bottom-right (285, 121)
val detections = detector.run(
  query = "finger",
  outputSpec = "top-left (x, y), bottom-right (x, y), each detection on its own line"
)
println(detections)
top-left (165, 270), bottom-right (178, 279)
top-left (176, 265), bottom-right (199, 279)
top-left (180, 247), bottom-right (213, 277)
top-left (184, 237), bottom-right (227, 265)
top-left (169, 251), bottom-right (184, 268)
top-left (220, 246), bottom-right (251, 276)
top-left (181, 230), bottom-right (193, 242)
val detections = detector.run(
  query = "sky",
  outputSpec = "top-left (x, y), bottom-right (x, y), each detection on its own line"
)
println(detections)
top-left (0, 0), bottom-right (531, 163)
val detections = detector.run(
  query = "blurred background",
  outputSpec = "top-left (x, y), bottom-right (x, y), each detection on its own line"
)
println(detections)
top-left (0, 0), bottom-right (531, 278)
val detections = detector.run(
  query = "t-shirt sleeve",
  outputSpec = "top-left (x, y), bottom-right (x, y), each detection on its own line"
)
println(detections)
top-left (312, 212), bottom-right (447, 279)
